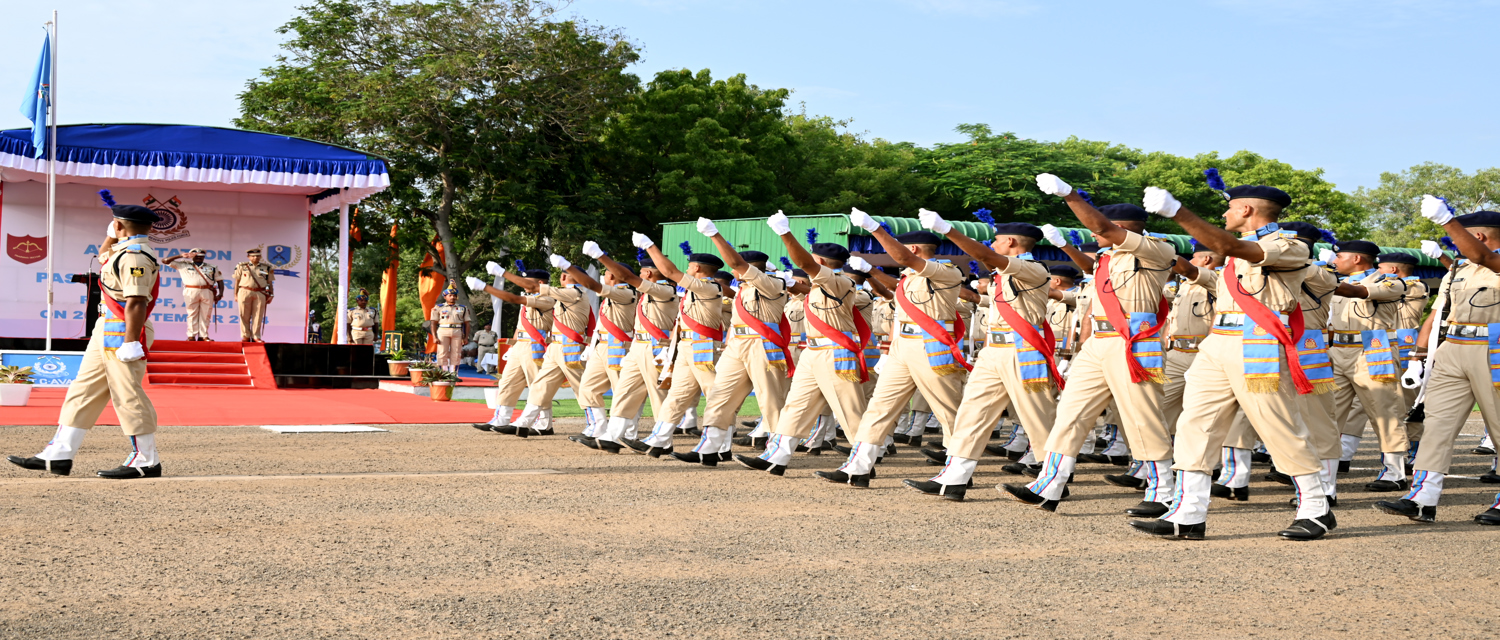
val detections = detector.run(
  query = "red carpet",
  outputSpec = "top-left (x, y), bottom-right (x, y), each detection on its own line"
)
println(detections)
top-left (0, 387), bottom-right (491, 427)
top-left (145, 340), bottom-right (255, 388)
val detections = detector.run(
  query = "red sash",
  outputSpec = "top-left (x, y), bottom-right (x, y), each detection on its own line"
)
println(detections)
top-left (678, 294), bottom-right (724, 341)
top-left (802, 292), bottom-right (871, 382)
top-left (518, 307), bottom-right (547, 344)
top-left (599, 302), bottom-right (632, 344)
top-left (988, 286), bottom-right (1065, 391)
top-left (636, 296), bottom-right (669, 342)
top-left (98, 276), bottom-right (160, 358)
top-left (1223, 259), bottom-right (1313, 395)
top-left (1094, 254), bottom-right (1170, 383)
top-left (553, 302), bottom-right (596, 346)
top-left (895, 277), bottom-right (972, 373)
top-left (734, 290), bottom-right (795, 377)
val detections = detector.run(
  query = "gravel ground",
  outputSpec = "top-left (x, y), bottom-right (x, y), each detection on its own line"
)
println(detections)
top-left (2, 417), bottom-right (1497, 639)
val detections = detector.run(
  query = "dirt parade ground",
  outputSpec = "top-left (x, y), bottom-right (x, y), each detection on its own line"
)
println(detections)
top-left (2, 415), bottom-right (1498, 640)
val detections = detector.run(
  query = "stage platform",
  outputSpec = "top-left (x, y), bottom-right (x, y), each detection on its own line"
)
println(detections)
top-left (0, 386), bottom-right (491, 427)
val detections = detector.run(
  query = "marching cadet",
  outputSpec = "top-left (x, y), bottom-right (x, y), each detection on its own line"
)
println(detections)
top-left (903, 213), bottom-right (1060, 501)
top-left (164, 247), bottom-right (222, 341)
top-left (1326, 240), bottom-right (1410, 491)
top-left (467, 256), bottom-right (595, 438)
top-left (470, 265), bottom-right (555, 433)
top-left (1002, 176), bottom-right (1177, 516)
top-left (1377, 252), bottom-right (1429, 458)
top-left (348, 289), bottom-right (378, 345)
top-left (622, 233), bottom-right (727, 457)
top-left (583, 248), bottom-right (680, 453)
top-left (429, 286), bottom-right (470, 372)
top-left (1132, 182), bottom-right (1333, 541)
top-left (1162, 246), bottom-right (1224, 431)
top-left (9, 198), bottom-right (164, 479)
top-left (1376, 201), bottom-right (1500, 525)
top-left (1045, 264), bottom-right (1083, 359)
top-left (562, 241), bottom-right (639, 443)
top-left (820, 209), bottom-right (969, 489)
top-left (739, 213), bottom-right (865, 475)
top-left (680, 220), bottom-right (799, 467)
top-left (233, 248), bottom-right (275, 342)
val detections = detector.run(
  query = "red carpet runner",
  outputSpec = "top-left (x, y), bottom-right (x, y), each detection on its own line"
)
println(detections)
top-left (146, 340), bottom-right (254, 388)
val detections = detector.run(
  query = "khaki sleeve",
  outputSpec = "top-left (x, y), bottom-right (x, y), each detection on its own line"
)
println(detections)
top-left (539, 283), bottom-right (582, 305)
top-left (739, 264), bottom-right (786, 297)
top-left (637, 280), bottom-right (675, 301)
top-left (600, 285), bottom-right (635, 304)
top-left (1250, 236), bottom-right (1307, 269)
top-left (523, 295), bottom-right (557, 311)
top-left (1365, 276), bottom-right (1405, 302)
top-left (681, 276), bottom-right (721, 297)
top-left (1057, 290), bottom-right (1077, 307)
top-left (117, 253), bottom-right (157, 299)
top-left (1115, 231), bottom-right (1176, 269)
top-left (915, 260), bottom-right (962, 284)
top-left (1191, 267), bottom-right (1220, 289)
top-left (997, 259), bottom-right (1049, 287)
top-left (429, 306), bottom-right (441, 322)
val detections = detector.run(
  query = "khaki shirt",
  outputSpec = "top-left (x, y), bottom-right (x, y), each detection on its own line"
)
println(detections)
top-left (102, 237), bottom-right (159, 305)
top-left (634, 280), bottom-right (679, 337)
top-left (677, 276), bottom-right (724, 334)
top-left (598, 283), bottom-right (638, 336)
top-left (787, 293), bottom-right (806, 342)
top-left (894, 260), bottom-right (964, 326)
top-left (1047, 289), bottom-right (1078, 344)
top-left (1298, 266), bottom-right (1340, 332)
top-left (988, 258), bottom-right (1050, 330)
top-left (1167, 268), bottom-right (1219, 338)
top-left (731, 265), bottom-right (789, 327)
top-left (1397, 278), bottom-right (1428, 329)
top-left (1094, 231), bottom-right (1176, 318)
top-left (349, 307), bottom-right (377, 330)
top-left (233, 261), bottom-right (274, 291)
top-left (1436, 260), bottom-right (1500, 326)
top-left (516, 293), bottom-right (556, 339)
top-left (430, 303), bottom-right (466, 330)
top-left (1212, 232), bottom-right (1310, 315)
top-left (177, 260), bottom-right (220, 288)
top-left (475, 330), bottom-right (498, 347)
top-left (853, 289), bottom-right (878, 337)
top-left (537, 283), bottom-right (592, 336)
top-left (803, 266), bottom-right (858, 337)
top-left (1330, 270), bottom-right (1405, 333)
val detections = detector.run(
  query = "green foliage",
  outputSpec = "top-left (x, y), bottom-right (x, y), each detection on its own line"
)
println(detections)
top-left (0, 365), bottom-right (35, 385)
top-left (779, 112), bottom-right (952, 218)
top-left (1353, 163), bottom-right (1500, 247)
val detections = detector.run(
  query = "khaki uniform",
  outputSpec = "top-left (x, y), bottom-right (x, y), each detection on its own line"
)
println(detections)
top-left (233, 260), bottom-right (274, 341)
top-left (1398, 278), bottom-right (1430, 441)
top-left (1329, 271), bottom-right (1408, 454)
top-left (604, 280), bottom-right (678, 430)
top-left (178, 260), bottom-right (220, 339)
top-left (701, 266), bottom-right (792, 437)
top-left (493, 294), bottom-right (555, 409)
top-left (769, 267), bottom-right (865, 449)
top-left (59, 237), bottom-right (160, 436)
top-left (1162, 268), bottom-right (1218, 431)
top-left (430, 303), bottom-right (468, 367)
top-left (474, 329), bottom-right (500, 372)
top-left (1047, 289), bottom-right (1080, 357)
top-left (517, 284), bottom-right (594, 411)
top-left (1297, 265), bottom-right (1344, 462)
top-left (349, 307), bottom-right (378, 345)
top-left (576, 284), bottom-right (639, 428)
top-left (856, 288), bottom-right (883, 397)
top-left (641, 276), bottom-right (725, 448)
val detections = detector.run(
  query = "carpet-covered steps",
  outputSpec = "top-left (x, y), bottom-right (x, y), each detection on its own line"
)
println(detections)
top-left (146, 340), bottom-right (255, 388)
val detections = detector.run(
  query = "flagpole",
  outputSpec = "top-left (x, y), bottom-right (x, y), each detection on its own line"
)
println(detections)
top-left (44, 10), bottom-right (57, 353)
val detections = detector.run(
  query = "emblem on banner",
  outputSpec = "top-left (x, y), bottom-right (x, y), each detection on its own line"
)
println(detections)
top-left (267, 244), bottom-right (303, 278)
top-left (6, 234), bottom-right (47, 264)
top-left (144, 194), bottom-right (191, 244)
top-left (32, 356), bottom-right (67, 379)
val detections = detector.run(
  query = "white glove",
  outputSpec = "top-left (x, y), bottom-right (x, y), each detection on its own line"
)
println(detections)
top-left (1035, 173), bottom-right (1073, 197)
top-left (696, 217), bottom-right (719, 237)
top-left (849, 208), bottom-right (880, 232)
top-left (848, 256), bottom-right (872, 273)
top-left (105, 219), bottom-right (122, 240)
top-left (116, 341), bottom-right (145, 363)
top-left (1040, 224), bottom-right (1067, 247)
top-left (1143, 187), bottom-right (1181, 218)
top-left (1056, 358), bottom-right (1071, 379)
top-left (548, 254), bottom-right (571, 270)
top-left (631, 232), bottom-right (654, 249)
top-left (872, 354), bottom-right (887, 375)
top-left (918, 209), bottom-right (952, 234)
top-left (485, 261), bottom-right (505, 277)
top-left (1420, 194), bottom-right (1454, 225)
top-left (582, 241), bottom-right (604, 259)
top-left (1318, 248), bottom-right (1335, 264)
top-left (777, 272), bottom-right (796, 287)
top-left (1420, 240), bottom-right (1443, 259)
top-left (465, 276), bottom-right (488, 292)
top-left (767, 211), bottom-right (792, 235)
top-left (1401, 360), bottom-right (1424, 389)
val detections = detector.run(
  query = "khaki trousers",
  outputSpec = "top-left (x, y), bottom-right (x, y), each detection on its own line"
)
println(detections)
top-left (1413, 341), bottom-right (1500, 474)
top-left (1329, 345), bottom-right (1408, 453)
top-left (237, 289), bottom-right (267, 341)
top-left (609, 340), bottom-right (670, 420)
top-left (1162, 348), bottom-right (1198, 435)
top-left (435, 329), bottom-right (463, 367)
top-left (183, 287), bottom-right (215, 339)
top-left (58, 319), bottom-right (158, 436)
top-left (495, 341), bottom-right (543, 407)
top-left (1224, 411), bottom-right (1256, 450)
top-left (350, 330), bottom-right (375, 345)
top-left (1170, 333), bottom-right (1320, 477)
top-left (1300, 385), bottom-right (1342, 460)
top-left (576, 342), bottom-right (620, 409)
top-left (773, 347), bottom-right (868, 439)
top-left (702, 337), bottom-right (790, 430)
top-left (850, 334), bottom-right (965, 446)
top-left (523, 341), bottom-right (587, 408)
top-left (658, 342), bottom-right (719, 424)
top-left (1401, 384), bottom-right (1423, 441)
top-left (947, 345), bottom-right (1058, 461)
top-left (1041, 334), bottom-right (1169, 461)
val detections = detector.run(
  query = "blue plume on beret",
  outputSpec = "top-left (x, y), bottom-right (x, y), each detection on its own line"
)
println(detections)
top-left (1440, 236), bottom-right (1459, 252)
top-left (968, 260), bottom-right (981, 275)
top-left (1204, 168), bottom-right (1226, 192)
top-left (514, 259), bottom-right (526, 271)
top-left (805, 227), bottom-right (818, 244)
top-left (1319, 229), bottom-right (1339, 245)
top-left (1066, 229), bottom-right (1083, 246)
top-left (1189, 238), bottom-right (1199, 249)
top-left (635, 247), bottom-right (648, 261)
top-left (678, 241), bottom-right (693, 256)
top-left (1076, 190), bottom-right (1094, 205)
top-left (1436, 196), bottom-right (1456, 214)
top-left (877, 220), bottom-right (894, 235)
top-left (780, 256), bottom-right (794, 270)
top-left (973, 208), bottom-right (995, 229)
top-left (97, 189), bottom-right (116, 208)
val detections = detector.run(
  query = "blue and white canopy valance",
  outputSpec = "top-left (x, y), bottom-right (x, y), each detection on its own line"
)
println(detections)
top-left (0, 124), bottom-right (389, 214)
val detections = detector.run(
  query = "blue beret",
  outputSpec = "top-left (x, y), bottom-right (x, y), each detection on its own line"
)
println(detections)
top-left (1076, 242), bottom-right (1100, 253)
top-left (713, 270), bottom-right (734, 281)
top-left (811, 242), bottom-right (850, 261)
top-left (1049, 265), bottom-right (1081, 280)
top-left (791, 269), bottom-right (809, 278)
top-left (739, 250), bottom-right (769, 263)
top-left (1277, 221), bottom-right (1322, 243)
top-left (1098, 204), bottom-right (1148, 222)
top-left (1335, 240), bottom-right (1380, 256)
top-left (637, 256), bottom-right (655, 268)
top-left (991, 222), bottom-right (1043, 240)
top-left (1226, 185), bottom-right (1293, 208)
top-left (524, 269), bottom-right (551, 280)
top-left (111, 204), bottom-right (159, 224)
top-left (688, 253), bottom-right (724, 269)
top-left (894, 230), bottom-right (943, 246)
top-left (1457, 211), bottom-right (1500, 227)
top-left (1377, 252), bottom-right (1418, 265)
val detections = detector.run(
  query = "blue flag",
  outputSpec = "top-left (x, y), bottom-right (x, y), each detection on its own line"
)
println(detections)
top-left (19, 33), bottom-right (51, 159)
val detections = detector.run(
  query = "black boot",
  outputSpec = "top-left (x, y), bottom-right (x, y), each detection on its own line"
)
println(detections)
top-left (1128, 519), bottom-right (1205, 540)
top-left (813, 469), bottom-right (870, 488)
top-left (1265, 469), bottom-right (1293, 485)
top-left (97, 464), bottom-right (162, 479)
top-left (6, 455), bottom-right (72, 476)
top-left (920, 448), bottom-right (948, 465)
top-left (1125, 501), bottom-right (1170, 518)
top-left (734, 454), bottom-right (785, 476)
top-left (1374, 499), bottom-right (1436, 523)
top-left (568, 434), bottom-right (596, 447)
top-left (472, 423), bottom-right (497, 431)
top-left (1365, 478), bottom-right (1410, 492)
top-left (983, 444), bottom-right (1008, 457)
top-left (1337, 460), bottom-right (1351, 473)
top-left (1278, 510), bottom-right (1337, 540)
top-left (1481, 472), bottom-right (1500, 484)
top-left (1104, 473), bottom-right (1148, 490)
top-left (903, 479), bottom-right (967, 502)
top-left (670, 451), bottom-right (704, 464)
top-left (1000, 462), bottom-right (1029, 475)
top-left (1475, 508), bottom-right (1500, 526)
top-left (998, 483), bottom-right (1060, 512)
top-left (1210, 484), bottom-right (1251, 501)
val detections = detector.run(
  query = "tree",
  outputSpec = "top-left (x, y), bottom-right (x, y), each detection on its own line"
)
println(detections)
top-left (1353, 162), bottom-right (1500, 247)
top-left (779, 112), bottom-right (952, 218)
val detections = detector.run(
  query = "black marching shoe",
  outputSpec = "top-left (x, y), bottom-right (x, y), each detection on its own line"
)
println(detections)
top-left (885, 444), bottom-right (899, 458)
top-left (1128, 519), bottom-right (1205, 540)
top-left (568, 434), bottom-right (596, 447)
top-left (1475, 508), bottom-right (1500, 526)
top-left (490, 425), bottom-right (518, 434)
top-left (831, 443), bottom-right (852, 455)
top-left (1125, 501), bottom-right (1170, 518)
top-left (1251, 451), bottom-right (1272, 464)
top-left (1365, 478), bottom-right (1410, 492)
top-left (1265, 470), bottom-right (1293, 485)
top-left (531, 427), bottom-right (555, 437)
top-left (472, 423), bottom-right (497, 431)
top-left (670, 451), bottom-right (716, 466)
top-left (1104, 473), bottom-right (1148, 491)
top-left (983, 444), bottom-right (1008, 457)
top-left (1374, 499), bottom-right (1436, 523)
top-left (734, 454), bottom-right (785, 476)
top-left (1337, 460), bottom-right (1351, 474)
top-left (515, 425), bottom-right (530, 438)
top-left (718, 451), bottom-right (733, 462)
top-left (1288, 495), bottom-right (1339, 508)
top-left (733, 436), bottom-right (768, 449)
top-left (97, 464), bottom-right (162, 479)
top-left (1079, 453), bottom-right (1129, 466)
top-left (920, 448), bottom-right (948, 465)
top-left (1210, 484), bottom-right (1251, 501)
top-left (1000, 462), bottom-right (1030, 475)
top-left (622, 439), bottom-right (671, 458)
top-left (593, 439), bottom-right (622, 454)
top-left (998, 483), bottom-right (1061, 512)
top-left (6, 455), bottom-right (72, 476)
top-left (1278, 510), bottom-right (1337, 540)
top-left (903, 479), bottom-right (967, 502)
top-left (813, 469), bottom-right (871, 488)
top-left (676, 427), bottom-right (702, 437)
top-left (907, 436), bottom-right (923, 448)
top-left (1474, 444), bottom-right (1496, 455)
top-left (1480, 472), bottom-right (1500, 484)
top-left (891, 434), bottom-right (911, 445)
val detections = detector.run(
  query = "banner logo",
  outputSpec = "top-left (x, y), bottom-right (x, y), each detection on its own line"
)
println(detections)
top-left (5, 234), bottom-right (47, 264)
top-left (267, 244), bottom-right (303, 278)
top-left (144, 194), bottom-right (191, 244)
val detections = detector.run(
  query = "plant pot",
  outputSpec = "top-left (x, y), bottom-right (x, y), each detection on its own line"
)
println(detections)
top-left (410, 369), bottom-right (426, 384)
top-left (387, 361), bottom-right (410, 377)
top-left (0, 383), bottom-right (34, 407)
top-left (430, 381), bottom-right (454, 402)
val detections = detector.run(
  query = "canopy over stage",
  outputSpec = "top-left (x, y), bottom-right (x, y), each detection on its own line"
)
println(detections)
top-left (0, 124), bottom-right (389, 343)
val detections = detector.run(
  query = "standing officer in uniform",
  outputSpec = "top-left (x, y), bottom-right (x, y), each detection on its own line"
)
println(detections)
top-left (564, 241), bottom-right (639, 443)
top-left (9, 200), bottom-right (164, 478)
top-left (348, 289), bottom-right (378, 345)
top-left (471, 266), bottom-right (555, 432)
top-left (1132, 183), bottom-right (1333, 541)
top-left (429, 286), bottom-right (469, 372)
top-left (1376, 201), bottom-right (1500, 525)
top-left (586, 248), bottom-right (679, 453)
top-left (164, 247), bottom-right (221, 341)
top-left (474, 326), bottom-right (500, 374)
top-left (233, 248), bottom-right (275, 342)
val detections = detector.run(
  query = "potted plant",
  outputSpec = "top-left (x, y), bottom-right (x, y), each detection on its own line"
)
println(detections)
top-left (0, 365), bottom-right (36, 407)
top-left (407, 360), bottom-right (436, 384)
top-left (425, 368), bottom-right (460, 402)
top-left (383, 349), bottom-right (410, 377)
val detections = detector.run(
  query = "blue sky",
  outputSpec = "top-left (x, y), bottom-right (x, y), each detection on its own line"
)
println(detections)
top-left (2, 0), bottom-right (1495, 191)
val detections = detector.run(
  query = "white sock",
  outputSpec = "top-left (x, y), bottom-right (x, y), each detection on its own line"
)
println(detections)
top-left (1321, 459), bottom-right (1339, 499)
top-left (1378, 452), bottom-right (1407, 482)
top-left (1142, 460), bottom-right (1175, 503)
top-left (931, 457), bottom-right (977, 485)
top-left (761, 434), bottom-right (798, 467)
top-left (823, 417), bottom-right (840, 444)
top-left (37, 426), bottom-right (88, 461)
top-left (1163, 470), bottom-right (1212, 525)
top-left (1340, 434), bottom-right (1360, 462)
top-left (1404, 470), bottom-right (1443, 506)
top-left (489, 406), bottom-right (513, 427)
top-left (1221, 447), bottom-right (1252, 489)
top-left (125, 433), bottom-right (159, 467)
top-left (1026, 452), bottom-right (1075, 500)
top-left (1292, 473), bottom-right (1329, 520)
